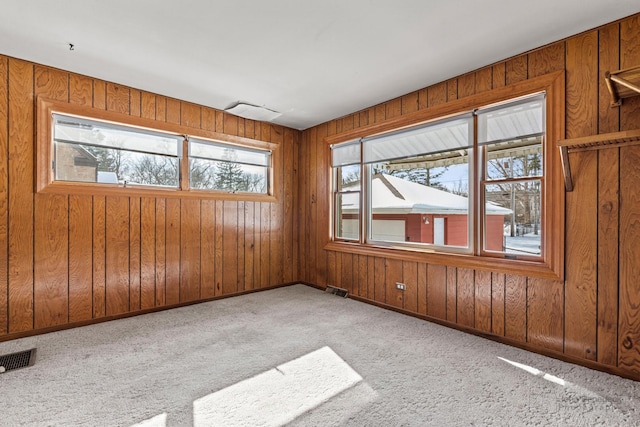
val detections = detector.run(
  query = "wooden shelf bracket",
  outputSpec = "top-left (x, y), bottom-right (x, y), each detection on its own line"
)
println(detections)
top-left (604, 65), bottom-right (640, 107)
top-left (558, 129), bottom-right (640, 192)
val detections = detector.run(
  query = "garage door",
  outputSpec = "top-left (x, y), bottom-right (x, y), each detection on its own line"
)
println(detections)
top-left (371, 220), bottom-right (405, 242)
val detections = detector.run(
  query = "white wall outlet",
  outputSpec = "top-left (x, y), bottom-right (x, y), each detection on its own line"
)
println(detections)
top-left (395, 282), bottom-right (406, 291)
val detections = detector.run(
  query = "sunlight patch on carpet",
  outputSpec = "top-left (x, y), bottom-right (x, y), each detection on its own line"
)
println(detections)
top-left (130, 413), bottom-right (166, 427)
top-left (193, 346), bottom-right (362, 426)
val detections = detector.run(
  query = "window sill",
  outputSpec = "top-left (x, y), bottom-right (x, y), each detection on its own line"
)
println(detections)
top-left (324, 241), bottom-right (562, 281)
top-left (38, 181), bottom-right (278, 203)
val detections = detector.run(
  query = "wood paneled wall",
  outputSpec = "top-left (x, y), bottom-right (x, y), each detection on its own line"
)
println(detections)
top-left (298, 14), bottom-right (640, 378)
top-left (0, 58), bottom-right (300, 339)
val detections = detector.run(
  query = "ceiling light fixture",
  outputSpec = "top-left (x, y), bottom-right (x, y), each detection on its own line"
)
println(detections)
top-left (224, 102), bottom-right (281, 122)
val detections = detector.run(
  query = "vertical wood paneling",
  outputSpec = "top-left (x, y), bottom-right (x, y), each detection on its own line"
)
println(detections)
top-left (401, 92), bottom-right (419, 114)
top-left (129, 197), bottom-right (141, 311)
top-left (105, 197), bottom-right (130, 316)
top-left (200, 200), bottom-right (216, 297)
top-left (492, 63), bottom-right (506, 89)
top-left (357, 255), bottom-right (368, 298)
top-left (527, 278), bottom-right (564, 352)
top-left (130, 89), bottom-right (141, 117)
top-left (342, 253), bottom-right (354, 295)
top-left (528, 42), bottom-right (565, 78)
top-left (180, 199), bottom-right (201, 301)
top-left (385, 258), bottom-right (403, 308)
top-left (154, 199), bottom-right (166, 306)
top-left (458, 74), bottom-right (475, 98)
top-left (618, 145), bottom-right (640, 374)
top-left (619, 16), bottom-right (640, 130)
top-left (251, 200), bottom-right (260, 290)
top-left (155, 96), bottom-right (166, 122)
top-left (314, 125), bottom-right (328, 287)
top-left (402, 261), bottom-right (417, 312)
top-left (260, 203), bottom-right (270, 288)
top-left (0, 56), bottom-right (7, 335)
top-left (68, 196), bottom-right (93, 322)
top-left (243, 201), bottom-right (255, 290)
top-left (93, 80), bottom-right (106, 110)
top-left (165, 199), bottom-right (180, 304)
top-left (427, 82), bottom-right (447, 108)
top-left (7, 59), bottom-right (34, 333)
top-left (307, 127), bottom-right (318, 284)
top-left (374, 257), bottom-right (385, 302)
top-left (565, 151), bottom-right (597, 360)
top-left (505, 56), bottom-right (527, 85)
top-left (215, 200), bottom-right (224, 295)
top-left (93, 196), bottom-right (106, 318)
top-left (417, 263), bottom-right (427, 316)
top-left (106, 83), bottom-right (130, 114)
top-left (140, 198), bottom-right (156, 310)
top-left (34, 194), bottom-right (68, 328)
top-left (475, 67), bottom-right (492, 94)
top-left (597, 148), bottom-right (619, 366)
top-left (181, 102), bottom-right (201, 128)
top-left (598, 23), bottom-right (620, 134)
top-left (427, 264), bottom-right (447, 320)
top-left (446, 267), bottom-right (457, 322)
top-left (566, 31), bottom-right (598, 139)
top-left (385, 97), bottom-right (402, 120)
top-left (456, 268), bottom-right (474, 327)
top-left (446, 79), bottom-right (458, 102)
top-left (166, 98), bottom-right (181, 125)
top-left (474, 270), bottom-right (492, 333)
top-left (141, 92), bottom-right (156, 120)
top-left (491, 273), bottom-right (505, 336)
top-left (223, 201), bottom-right (238, 294)
top-left (270, 126), bottom-right (284, 286)
top-left (505, 275), bottom-right (527, 341)
top-left (237, 201), bottom-right (245, 291)
top-left (326, 251), bottom-right (336, 287)
top-left (69, 74), bottom-right (92, 106)
top-left (35, 66), bottom-right (68, 101)
top-left (284, 129), bottom-right (295, 283)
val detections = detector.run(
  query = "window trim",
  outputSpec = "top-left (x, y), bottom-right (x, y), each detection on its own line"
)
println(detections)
top-left (325, 71), bottom-right (565, 280)
top-left (36, 97), bottom-right (280, 202)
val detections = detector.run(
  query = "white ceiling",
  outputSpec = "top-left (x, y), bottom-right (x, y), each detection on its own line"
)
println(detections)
top-left (1, 1), bottom-right (639, 130)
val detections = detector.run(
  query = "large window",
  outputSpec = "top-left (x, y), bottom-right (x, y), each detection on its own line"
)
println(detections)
top-left (37, 98), bottom-right (276, 200)
top-left (331, 92), bottom-right (547, 261)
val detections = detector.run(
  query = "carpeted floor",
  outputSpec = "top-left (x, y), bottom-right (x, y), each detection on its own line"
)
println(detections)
top-left (1, 284), bottom-right (639, 426)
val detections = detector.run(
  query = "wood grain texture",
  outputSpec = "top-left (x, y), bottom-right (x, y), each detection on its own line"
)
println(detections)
top-left (105, 197), bottom-right (130, 316)
top-left (35, 66), bottom-right (68, 101)
top-left (385, 258), bottom-right (403, 308)
top-left (427, 82), bottom-right (447, 108)
top-left (446, 267), bottom-right (457, 322)
top-left (564, 151), bottom-right (597, 360)
top-left (358, 255), bottom-right (368, 298)
top-left (141, 92), bottom-right (156, 120)
top-left (260, 202), bottom-right (270, 288)
top-left (284, 129), bottom-right (296, 283)
top-left (106, 83), bottom-right (129, 114)
top-left (505, 275), bottom-right (527, 342)
top-left (620, 15), bottom-right (640, 131)
top-left (598, 23), bottom-right (620, 134)
top-left (93, 196), bottom-right (106, 318)
top-left (34, 194), bottom-right (68, 328)
top-left (155, 95), bottom-right (166, 122)
top-left (458, 73), bottom-right (475, 98)
top-left (456, 268), bottom-right (474, 327)
top-left (402, 261), bottom-right (417, 312)
top-left (446, 79), bottom-right (458, 102)
top-left (68, 195), bottom-right (93, 322)
top-left (307, 127), bottom-right (318, 285)
top-left (0, 56), bottom-right (8, 335)
top-left (8, 58), bottom-right (34, 333)
top-left (223, 201), bottom-right (238, 294)
top-left (597, 148), bottom-right (619, 366)
top-left (250, 200), bottom-right (260, 290)
top-left (237, 201), bottom-right (245, 291)
top-left (566, 31), bottom-right (598, 139)
top-left (130, 89), bottom-right (141, 117)
top-left (180, 199), bottom-right (201, 301)
top-left (326, 251), bottom-right (336, 288)
top-left (374, 257), bottom-right (385, 302)
top-left (505, 56), bottom-right (527, 85)
top-left (417, 263), bottom-right (427, 315)
top-left (474, 270), bottom-right (492, 333)
top-left (243, 201), bottom-right (255, 290)
top-left (385, 97), bottom-right (402, 120)
top-left (528, 42), bottom-right (565, 78)
top-left (475, 67), bottom-right (492, 94)
top-left (401, 92), bottom-right (419, 115)
top-left (342, 253), bottom-right (355, 295)
top-left (140, 198), bottom-right (156, 309)
top-left (129, 197), bottom-right (141, 311)
top-left (154, 199), bottom-right (166, 306)
top-left (491, 273), bottom-right (505, 336)
top-left (181, 102), bottom-right (201, 128)
top-left (314, 126), bottom-right (328, 287)
top-left (427, 264), bottom-right (447, 320)
top-left (527, 278), bottom-right (564, 352)
top-left (166, 98), bottom-right (181, 125)
top-left (492, 63), bottom-right (506, 89)
top-left (93, 80), bottom-right (106, 110)
top-left (69, 73), bottom-right (92, 106)
top-left (618, 145), bottom-right (640, 374)
top-left (165, 198), bottom-right (180, 304)
top-left (200, 200), bottom-right (216, 297)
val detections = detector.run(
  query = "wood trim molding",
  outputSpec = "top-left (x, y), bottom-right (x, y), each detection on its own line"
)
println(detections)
top-left (36, 97), bottom-right (281, 202)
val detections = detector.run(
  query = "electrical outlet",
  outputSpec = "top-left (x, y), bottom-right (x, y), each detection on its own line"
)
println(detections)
top-left (395, 282), bottom-right (406, 291)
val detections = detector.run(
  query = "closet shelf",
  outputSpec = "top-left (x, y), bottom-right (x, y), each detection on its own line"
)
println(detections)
top-left (557, 129), bottom-right (640, 192)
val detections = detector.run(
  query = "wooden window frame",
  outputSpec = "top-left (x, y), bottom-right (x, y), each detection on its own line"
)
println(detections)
top-left (36, 97), bottom-right (280, 202)
top-left (325, 71), bottom-right (565, 280)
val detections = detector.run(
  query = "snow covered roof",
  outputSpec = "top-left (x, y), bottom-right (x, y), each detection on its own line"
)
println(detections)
top-left (342, 174), bottom-right (512, 215)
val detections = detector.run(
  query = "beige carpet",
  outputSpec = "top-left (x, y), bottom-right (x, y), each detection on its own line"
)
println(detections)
top-left (1, 284), bottom-right (639, 426)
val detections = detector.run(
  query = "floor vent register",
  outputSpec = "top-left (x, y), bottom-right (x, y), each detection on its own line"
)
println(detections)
top-left (0, 348), bottom-right (37, 374)
top-left (325, 285), bottom-right (349, 298)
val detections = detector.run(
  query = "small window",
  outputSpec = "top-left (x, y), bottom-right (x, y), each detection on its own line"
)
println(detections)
top-left (189, 138), bottom-right (270, 193)
top-left (53, 114), bottom-right (182, 188)
top-left (331, 141), bottom-right (361, 241)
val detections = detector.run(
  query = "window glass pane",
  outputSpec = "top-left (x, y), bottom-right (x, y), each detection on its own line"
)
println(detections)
top-left (335, 192), bottom-right (359, 240)
top-left (477, 93), bottom-right (545, 145)
top-left (54, 114), bottom-right (180, 155)
top-left (484, 180), bottom-right (541, 255)
top-left (485, 139), bottom-right (542, 180)
top-left (336, 164), bottom-right (360, 191)
top-left (190, 158), bottom-right (268, 193)
top-left (190, 140), bottom-right (269, 166)
top-left (331, 141), bottom-right (360, 167)
top-left (363, 115), bottom-right (472, 164)
top-left (368, 147), bottom-right (470, 247)
top-left (54, 141), bottom-right (179, 187)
